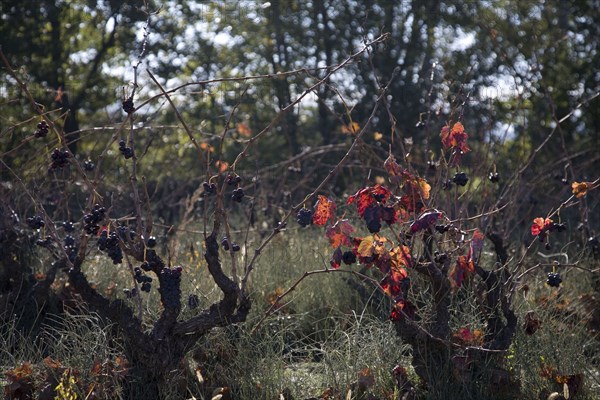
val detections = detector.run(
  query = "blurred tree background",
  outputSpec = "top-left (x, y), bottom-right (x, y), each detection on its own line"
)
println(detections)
top-left (2, 0), bottom-right (598, 229)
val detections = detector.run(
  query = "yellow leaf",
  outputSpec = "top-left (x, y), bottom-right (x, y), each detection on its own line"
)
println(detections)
top-left (357, 235), bottom-right (374, 257)
top-left (215, 160), bottom-right (229, 172)
top-left (374, 131), bottom-right (383, 141)
top-left (418, 178), bottom-right (431, 200)
top-left (341, 122), bottom-right (360, 135)
top-left (571, 181), bottom-right (589, 198)
top-left (237, 122), bottom-right (252, 137)
top-left (200, 142), bottom-right (215, 153)
top-left (373, 233), bottom-right (388, 255)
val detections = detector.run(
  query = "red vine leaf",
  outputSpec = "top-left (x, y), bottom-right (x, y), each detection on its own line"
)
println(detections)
top-left (524, 311), bottom-right (541, 335)
top-left (440, 122), bottom-right (470, 152)
top-left (452, 327), bottom-right (484, 345)
top-left (236, 122), bottom-right (252, 137)
top-left (43, 357), bottom-right (63, 370)
top-left (325, 219), bottom-right (355, 248)
top-left (449, 255), bottom-right (475, 288)
top-left (330, 247), bottom-right (343, 269)
top-left (531, 217), bottom-right (553, 236)
top-left (440, 122), bottom-right (471, 165)
top-left (410, 210), bottom-right (442, 233)
top-left (384, 155), bottom-right (403, 176)
top-left (469, 229), bottom-right (485, 260)
top-left (313, 195), bottom-right (336, 226)
top-left (347, 185), bottom-right (392, 217)
top-left (390, 299), bottom-right (416, 321)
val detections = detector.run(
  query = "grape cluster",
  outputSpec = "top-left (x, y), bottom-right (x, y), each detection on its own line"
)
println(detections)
top-left (63, 234), bottom-right (77, 262)
top-left (34, 120), bottom-right (49, 138)
top-left (83, 204), bottom-right (106, 235)
top-left (49, 148), bottom-right (70, 171)
top-left (452, 172), bottom-right (469, 186)
top-left (83, 159), bottom-right (95, 171)
top-left (202, 181), bottom-right (217, 196)
top-left (27, 215), bottom-right (45, 229)
top-left (122, 97), bottom-right (135, 114)
top-left (231, 187), bottom-right (245, 202)
top-left (442, 179), bottom-right (453, 190)
top-left (550, 222), bottom-right (567, 232)
top-left (488, 172), bottom-right (500, 183)
top-left (221, 237), bottom-right (240, 252)
top-left (546, 272), bottom-right (562, 288)
top-left (140, 261), bottom-right (152, 272)
top-left (435, 224), bottom-right (451, 234)
top-left (146, 236), bottom-right (157, 248)
top-left (36, 235), bottom-right (53, 247)
top-left (363, 206), bottom-right (382, 233)
top-left (123, 287), bottom-right (138, 298)
top-left (134, 267), bottom-right (153, 292)
top-left (188, 294), bottom-right (200, 309)
top-left (427, 160), bottom-right (438, 172)
top-left (226, 173), bottom-right (242, 185)
top-left (296, 208), bottom-right (313, 227)
top-left (434, 251), bottom-right (449, 264)
top-left (98, 229), bottom-right (123, 264)
top-left (342, 251), bottom-right (357, 265)
top-left (160, 266), bottom-right (182, 309)
top-left (10, 210), bottom-right (20, 225)
top-left (115, 225), bottom-right (130, 241)
top-left (119, 140), bottom-right (133, 159)
top-left (63, 221), bottom-right (74, 232)
top-left (64, 235), bottom-right (75, 247)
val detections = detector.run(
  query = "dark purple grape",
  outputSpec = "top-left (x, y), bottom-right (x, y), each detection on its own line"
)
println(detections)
top-left (64, 235), bottom-right (75, 247)
top-left (122, 97), bottom-right (135, 114)
top-left (141, 281), bottom-right (151, 292)
top-left (188, 294), bottom-right (200, 309)
top-left (160, 267), bottom-right (182, 309)
top-left (226, 173), bottom-right (242, 185)
top-left (26, 215), bottom-right (45, 229)
top-left (342, 251), bottom-right (357, 265)
top-left (452, 172), bottom-right (469, 186)
top-left (140, 261), bottom-right (152, 272)
top-left (84, 159), bottom-right (95, 171)
top-left (202, 181), bottom-right (217, 196)
top-left (49, 148), bottom-right (70, 171)
top-left (296, 208), bottom-right (313, 227)
top-left (231, 188), bottom-right (245, 202)
top-left (435, 224), bottom-right (450, 234)
top-left (546, 272), bottom-right (562, 288)
top-left (34, 120), bottom-right (49, 138)
top-left (36, 235), bottom-right (53, 247)
top-left (147, 236), bottom-right (157, 248)
top-left (221, 237), bottom-right (230, 250)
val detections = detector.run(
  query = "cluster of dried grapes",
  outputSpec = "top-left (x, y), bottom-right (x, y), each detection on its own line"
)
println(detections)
top-left (160, 266), bottom-right (182, 309)
top-left (49, 148), bottom-right (70, 171)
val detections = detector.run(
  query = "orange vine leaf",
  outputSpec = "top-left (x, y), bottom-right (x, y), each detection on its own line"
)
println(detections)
top-left (449, 255), bottom-right (475, 288)
top-left (531, 217), bottom-right (553, 236)
top-left (325, 219), bottom-right (355, 248)
top-left (571, 181), bottom-right (590, 198)
top-left (313, 195), bottom-right (336, 226)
